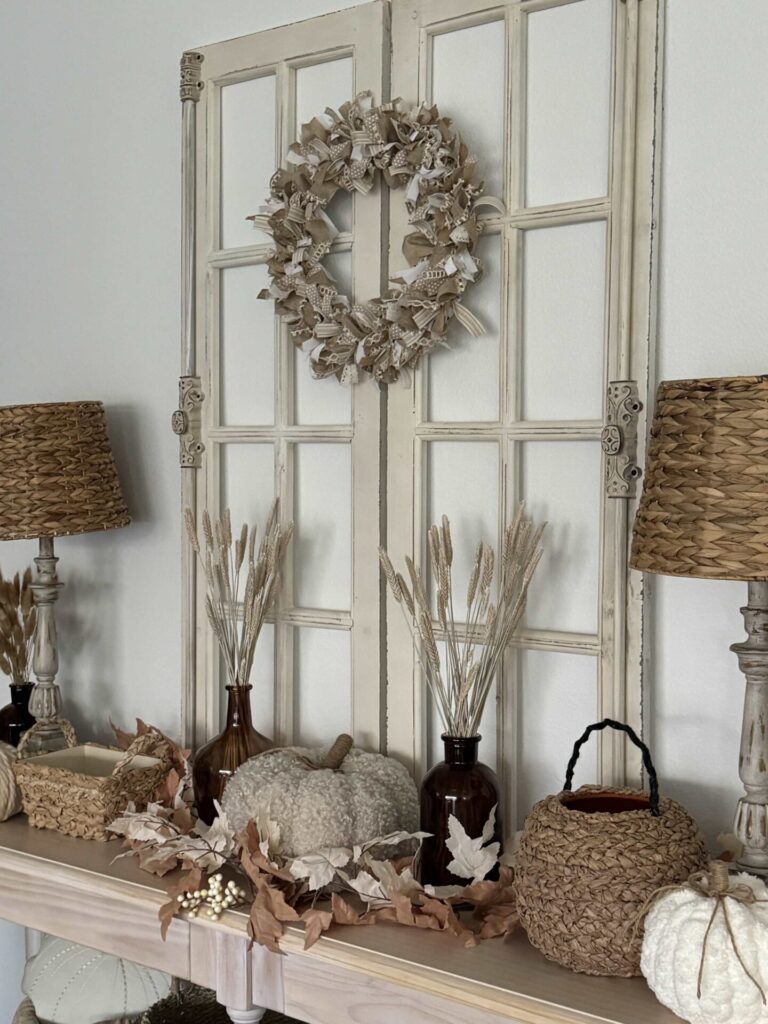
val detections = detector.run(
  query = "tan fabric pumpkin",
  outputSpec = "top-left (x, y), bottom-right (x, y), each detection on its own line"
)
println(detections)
top-left (222, 733), bottom-right (419, 857)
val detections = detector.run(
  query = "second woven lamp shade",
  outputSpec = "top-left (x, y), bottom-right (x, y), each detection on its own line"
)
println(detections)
top-left (0, 402), bottom-right (130, 540)
top-left (630, 374), bottom-right (768, 581)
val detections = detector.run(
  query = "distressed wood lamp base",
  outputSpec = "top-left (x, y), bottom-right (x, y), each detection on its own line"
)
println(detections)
top-left (26, 536), bottom-right (68, 754)
top-left (733, 580), bottom-right (768, 875)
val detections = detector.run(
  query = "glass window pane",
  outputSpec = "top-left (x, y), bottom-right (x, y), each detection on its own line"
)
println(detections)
top-left (221, 75), bottom-right (276, 248)
top-left (428, 233), bottom-right (502, 423)
top-left (294, 364), bottom-right (353, 426)
top-left (521, 441), bottom-right (601, 634)
top-left (296, 58), bottom-right (354, 234)
top-left (220, 264), bottom-right (275, 426)
top-left (294, 443), bottom-right (352, 610)
top-left (220, 443), bottom-right (275, 535)
top-left (295, 627), bottom-right (351, 746)
top-left (522, 221), bottom-right (606, 421)
top-left (427, 441), bottom-right (499, 619)
top-left (525, 0), bottom-right (612, 207)
top-left (517, 649), bottom-right (597, 826)
top-left (431, 19), bottom-right (506, 199)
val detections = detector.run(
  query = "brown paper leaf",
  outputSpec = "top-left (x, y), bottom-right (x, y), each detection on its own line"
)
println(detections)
top-left (302, 908), bottom-right (333, 949)
top-left (159, 866), bottom-right (203, 940)
top-left (110, 718), bottom-right (136, 751)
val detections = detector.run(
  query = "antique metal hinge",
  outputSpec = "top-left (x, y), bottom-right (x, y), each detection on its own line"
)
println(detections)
top-left (172, 376), bottom-right (205, 469)
top-left (602, 381), bottom-right (643, 498)
top-left (180, 51), bottom-right (204, 102)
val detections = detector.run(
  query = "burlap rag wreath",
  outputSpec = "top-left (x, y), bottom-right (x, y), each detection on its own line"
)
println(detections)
top-left (253, 91), bottom-right (502, 385)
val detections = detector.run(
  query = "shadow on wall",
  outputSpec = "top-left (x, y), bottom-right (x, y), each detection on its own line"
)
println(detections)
top-left (660, 772), bottom-right (737, 855)
top-left (52, 403), bottom-right (158, 743)
top-left (105, 403), bottom-right (154, 527)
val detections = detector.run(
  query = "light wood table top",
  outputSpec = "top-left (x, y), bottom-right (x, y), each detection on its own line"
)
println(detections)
top-left (0, 817), bottom-right (682, 1024)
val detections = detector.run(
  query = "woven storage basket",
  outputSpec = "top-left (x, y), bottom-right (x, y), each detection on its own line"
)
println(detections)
top-left (14, 722), bottom-right (167, 841)
top-left (516, 719), bottom-right (706, 977)
top-left (140, 986), bottom-right (302, 1024)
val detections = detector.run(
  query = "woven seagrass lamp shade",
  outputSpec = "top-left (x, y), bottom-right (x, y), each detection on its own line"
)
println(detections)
top-left (630, 374), bottom-right (768, 876)
top-left (0, 402), bottom-right (130, 751)
top-left (630, 375), bottom-right (768, 581)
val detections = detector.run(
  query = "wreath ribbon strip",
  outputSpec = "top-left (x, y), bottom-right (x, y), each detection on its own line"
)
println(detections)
top-left (252, 91), bottom-right (502, 385)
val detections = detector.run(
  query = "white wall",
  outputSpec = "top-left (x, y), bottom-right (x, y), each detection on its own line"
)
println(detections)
top-left (0, 0), bottom-right (766, 1019)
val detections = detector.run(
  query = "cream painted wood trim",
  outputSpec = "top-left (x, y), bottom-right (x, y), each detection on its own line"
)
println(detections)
top-left (0, 820), bottom-right (680, 1024)
top-left (184, 2), bottom-right (389, 751)
top-left (387, 0), bottom-right (664, 798)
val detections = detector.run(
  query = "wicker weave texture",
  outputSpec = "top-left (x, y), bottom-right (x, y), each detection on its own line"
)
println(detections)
top-left (141, 987), bottom-right (302, 1024)
top-left (14, 742), bottom-right (167, 842)
top-left (515, 785), bottom-right (707, 977)
top-left (0, 401), bottom-right (130, 540)
top-left (630, 374), bottom-right (768, 580)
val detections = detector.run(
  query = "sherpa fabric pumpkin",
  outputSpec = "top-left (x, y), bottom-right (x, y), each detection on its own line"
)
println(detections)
top-left (642, 864), bottom-right (768, 1024)
top-left (516, 719), bottom-right (706, 977)
top-left (222, 733), bottom-right (418, 856)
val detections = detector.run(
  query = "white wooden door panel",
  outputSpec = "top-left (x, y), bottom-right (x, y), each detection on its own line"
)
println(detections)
top-left (388, 0), bottom-right (661, 828)
top-left (187, 2), bottom-right (389, 751)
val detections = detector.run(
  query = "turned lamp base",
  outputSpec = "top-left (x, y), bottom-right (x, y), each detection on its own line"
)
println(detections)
top-left (27, 537), bottom-right (68, 754)
top-left (732, 580), bottom-right (768, 876)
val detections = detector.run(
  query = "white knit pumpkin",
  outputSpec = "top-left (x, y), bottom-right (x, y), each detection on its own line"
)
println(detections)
top-left (222, 733), bottom-right (419, 857)
top-left (22, 936), bottom-right (172, 1024)
top-left (641, 869), bottom-right (768, 1024)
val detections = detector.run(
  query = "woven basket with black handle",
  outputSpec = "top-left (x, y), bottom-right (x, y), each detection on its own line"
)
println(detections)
top-left (515, 719), bottom-right (707, 977)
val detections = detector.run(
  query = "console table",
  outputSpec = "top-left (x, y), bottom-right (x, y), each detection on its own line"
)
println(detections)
top-left (0, 818), bottom-right (681, 1024)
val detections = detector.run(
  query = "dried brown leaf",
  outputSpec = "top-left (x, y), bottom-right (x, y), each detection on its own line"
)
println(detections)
top-left (159, 865), bottom-right (203, 940)
top-left (302, 908), bottom-right (333, 949)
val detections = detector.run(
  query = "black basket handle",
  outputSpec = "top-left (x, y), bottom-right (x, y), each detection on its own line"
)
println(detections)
top-left (563, 719), bottom-right (660, 817)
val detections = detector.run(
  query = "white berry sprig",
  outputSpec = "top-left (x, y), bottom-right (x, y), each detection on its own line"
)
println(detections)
top-left (176, 872), bottom-right (248, 921)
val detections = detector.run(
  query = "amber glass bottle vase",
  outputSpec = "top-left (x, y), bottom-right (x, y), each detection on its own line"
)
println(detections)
top-left (418, 734), bottom-right (502, 887)
top-left (192, 685), bottom-right (272, 824)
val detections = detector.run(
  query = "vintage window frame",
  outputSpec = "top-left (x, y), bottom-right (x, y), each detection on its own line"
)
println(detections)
top-left (386, 0), bottom-right (663, 810)
top-left (177, 1), bottom-right (390, 752)
top-left (176, 0), bottom-right (664, 801)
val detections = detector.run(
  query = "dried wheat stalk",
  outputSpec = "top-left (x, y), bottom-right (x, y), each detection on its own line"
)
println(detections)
top-left (185, 500), bottom-right (293, 689)
top-left (381, 505), bottom-right (545, 737)
top-left (0, 567), bottom-right (37, 684)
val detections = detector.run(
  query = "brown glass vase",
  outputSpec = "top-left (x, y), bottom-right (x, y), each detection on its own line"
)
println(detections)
top-left (418, 735), bottom-right (502, 887)
top-left (192, 685), bottom-right (272, 824)
top-left (0, 683), bottom-right (35, 747)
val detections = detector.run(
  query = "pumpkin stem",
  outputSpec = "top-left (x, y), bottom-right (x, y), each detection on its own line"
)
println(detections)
top-left (321, 733), bottom-right (353, 770)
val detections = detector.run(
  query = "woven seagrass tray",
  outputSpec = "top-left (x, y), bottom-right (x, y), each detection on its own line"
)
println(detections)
top-left (13, 722), bottom-right (166, 841)
top-left (516, 719), bottom-right (706, 978)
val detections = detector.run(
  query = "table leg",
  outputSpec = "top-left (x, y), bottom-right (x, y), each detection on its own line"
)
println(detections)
top-left (24, 928), bottom-right (42, 958)
top-left (225, 1008), bottom-right (266, 1024)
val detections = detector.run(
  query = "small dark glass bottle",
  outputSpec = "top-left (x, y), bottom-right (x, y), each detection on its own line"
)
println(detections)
top-left (418, 734), bottom-right (502, 887)
top-left (192, 685), bottom-right (272, 825)
top-left (0, 683), bottom-right (36, 747)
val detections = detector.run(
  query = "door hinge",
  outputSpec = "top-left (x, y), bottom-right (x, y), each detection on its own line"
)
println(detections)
top-left (602, 381), bottom-right (643, 498)
top-left (172, 376), bottom-right (205, 469)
